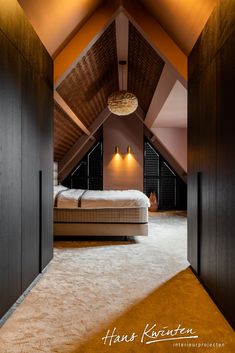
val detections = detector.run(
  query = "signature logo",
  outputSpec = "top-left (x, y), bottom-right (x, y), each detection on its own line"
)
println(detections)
top-left (102, 323), bottom-right (198, 346)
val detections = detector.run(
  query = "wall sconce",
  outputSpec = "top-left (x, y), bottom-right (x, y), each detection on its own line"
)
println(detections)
top-left (115, 146), bottom-right (120, 154)
top-left (127, 146), bottom-right (131, 154)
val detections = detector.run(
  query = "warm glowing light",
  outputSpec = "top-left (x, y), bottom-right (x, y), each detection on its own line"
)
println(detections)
top-left (125, 152), bottom-right (133, 164)
top-left (114, 153), bottom-right (121, 160)
top-left (127, 146), bottom-right (131, 154)
top-left (115, 146), bottom-right (120, 154)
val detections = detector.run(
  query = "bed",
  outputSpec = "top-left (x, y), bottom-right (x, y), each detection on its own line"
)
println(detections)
top-left (53, 186), bottom-right (150, 237)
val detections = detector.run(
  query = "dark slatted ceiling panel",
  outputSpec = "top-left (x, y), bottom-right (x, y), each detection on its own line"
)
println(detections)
top-left (54, 102), bottom-right (83, 161)
top-left (57, 22), bottom-right (119, 128)
top-left (128, 22), bottom-right (165, 113)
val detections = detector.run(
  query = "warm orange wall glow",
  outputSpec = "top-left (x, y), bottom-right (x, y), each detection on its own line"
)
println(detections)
top-left (113, 152), bottom-right (122, 163)
top-left (103, 115), bottom-right (143, 191)
top-left (124, 153), bottom-right (140, 177)
top-left (110, 152), bottom-right (138, 167)
top-left (108, 153), bottom-right (141, 188)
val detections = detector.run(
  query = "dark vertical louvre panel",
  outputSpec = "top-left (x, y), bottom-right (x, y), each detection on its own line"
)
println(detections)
top-left (88, 142), bottom-right (103, 190)
top-left (144, 139), bottom-right (186, 210)
top-left (64, 140), bottom-right (103, 190)
top-left (160, 178), bottom-right (176, 209)
top-left (144, 143), bottom-right (159, 176)
top-left (72, 161), bottom-right (88, 189)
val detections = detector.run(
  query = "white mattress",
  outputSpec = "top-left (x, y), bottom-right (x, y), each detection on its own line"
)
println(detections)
top-left (54, 187), bottom-right (150, 209)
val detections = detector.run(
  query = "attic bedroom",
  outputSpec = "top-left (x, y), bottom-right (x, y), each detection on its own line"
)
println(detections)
top-left (52, 3), bottom-right (188, 236)
top-left (0, 0), bottom-right (234, 352)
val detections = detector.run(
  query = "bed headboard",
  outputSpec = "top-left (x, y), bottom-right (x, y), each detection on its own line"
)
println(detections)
top-left (53, 162), bottom-right (58, 186)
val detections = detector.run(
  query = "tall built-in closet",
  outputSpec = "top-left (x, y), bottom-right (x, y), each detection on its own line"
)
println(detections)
top-left (0, 0), bottom-right (53, 319)
top-left (188, 0), bottom-right (235, 328)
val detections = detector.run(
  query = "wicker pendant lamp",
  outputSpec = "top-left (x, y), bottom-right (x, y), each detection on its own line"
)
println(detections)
top-left (107, 61), bottom-right (138, 116)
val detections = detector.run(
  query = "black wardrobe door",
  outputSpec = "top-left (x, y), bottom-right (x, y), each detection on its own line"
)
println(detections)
top-left (39, 79), bottom-right (53, 270)
top-left (21, 66), bottom-right (40, 291)
top-left (198, 59), bottom-right (217, 298)
top-left (0, 32), bottom-right (22, 317)
top-left (187, 79), bottom-right (200, 274)
top-left (216, 34), bottom-right (235, 328)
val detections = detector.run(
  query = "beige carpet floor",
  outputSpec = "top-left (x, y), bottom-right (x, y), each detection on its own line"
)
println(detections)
top-left (0, 212), bottom-right (234, 353)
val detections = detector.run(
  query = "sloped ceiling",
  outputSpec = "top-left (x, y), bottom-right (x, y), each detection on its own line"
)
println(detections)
top-left (153, 81), bottom-right (187, 128)
top-left (18, 0), bottom-right (217, 177)
top-left (138, 0), bottom-right (217, 55)
top-left (18, 0), bottom-right (216, 56)
top-left (54, 102), bottom-right (84, 161)
top-left (128, 22), bottom-right (165, 113)
top-left (57, 22), bottom-right (118, 129)
top-left (54, 18), bottom-right (165, 162)
top-left (17, 0), bottom-right (105, 56)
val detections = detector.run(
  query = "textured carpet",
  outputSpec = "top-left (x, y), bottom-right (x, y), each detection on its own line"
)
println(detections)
top-left (0, 212), bottom-right (234, 353)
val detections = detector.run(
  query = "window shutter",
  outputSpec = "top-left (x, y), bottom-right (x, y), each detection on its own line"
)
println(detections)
top-left (144, 139), bottom-right (186, 210)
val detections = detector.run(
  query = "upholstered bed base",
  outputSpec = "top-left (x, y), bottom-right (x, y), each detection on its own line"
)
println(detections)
top-left (54, 207), bottom-right (148, 236)
top-left (54, 222), bottom-right (148, 236)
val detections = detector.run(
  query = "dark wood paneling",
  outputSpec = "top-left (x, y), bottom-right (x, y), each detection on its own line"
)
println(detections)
top-left (187, 79), bottom-right (200, 273)
top-left (21, 66), bottom-right (40, 291)
top-left (0, 0), bottom-right (52, 86)
top-left (216, 34), bottom-right (235, 328)
top-left (40, 79), bottom-right (54, 270)
top-left (188, 0), bottom-right (235, 329)
top-left (0, 32), bottom-right (22, 317)
top-left (189, 0), bottom-right (235, 82)
top-left (198, 59), bottom-right (217, 297)
top-left (217, 0), bottom-right (235, 55)
top-left (189, 6), bottom-right (218, 82)
top-left (0, 0), bottom-right (53, 320)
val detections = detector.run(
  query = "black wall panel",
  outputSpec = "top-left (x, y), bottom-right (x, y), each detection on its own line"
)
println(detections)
top-left (0, 0), bottom-right (53, 86)
top-left (188, 0), bottom-right (235, 328)
top-left (198, 59), bottom-right (217, 298)
top-left (187, 78), bottom-right (200, 272)
top-left (39, 78), bottom-right (53, 270)
top-left (0, 0), bottom-right (53, 319)
top-left (21, 67), bottom-right (40, 291)
top-left (0, 32), bottom-right (22, 318)
top-left (216, 34), bottom-right (235, 328)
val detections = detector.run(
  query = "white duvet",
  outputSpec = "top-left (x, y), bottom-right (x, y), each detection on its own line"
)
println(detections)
top-left (81, 189), bottom-right (150, 208)
top-left (54, 186), bottom-right (150, 209)
top-left (53, 185), bottom-right (67, 200)
top-left (55, 187), bottom-right (85, 208)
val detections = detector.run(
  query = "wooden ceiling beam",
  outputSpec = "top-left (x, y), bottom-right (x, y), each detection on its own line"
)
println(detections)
top-left (121, 0), bottom-right (187, 82)
top-left (54, 1), bottom-right (120, 87)
top-left (135, 105), bottom-right (146, 121)
top-left (115, 12), bottom-right (129, 90)
top-left (58, 107), bottom-right (111, 181)
top-left (54, 91), bottom-right (94, 139)
top-left (145, 64), bottom-right (178, 128)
